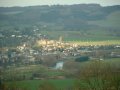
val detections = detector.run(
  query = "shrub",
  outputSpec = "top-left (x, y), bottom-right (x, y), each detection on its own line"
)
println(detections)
top-left (74, 61), bottom-right (120, 90)
top-left (75, 56), bottom-right (89, 62)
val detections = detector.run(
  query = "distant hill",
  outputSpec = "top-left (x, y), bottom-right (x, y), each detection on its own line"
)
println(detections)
top-left (0, 4), bottom-right (120, 29)
top-left (0, 4), bottom-right (120, 42)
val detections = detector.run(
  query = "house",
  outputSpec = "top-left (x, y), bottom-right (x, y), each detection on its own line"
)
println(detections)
top-left (55, 61), bottom-right (64, 70)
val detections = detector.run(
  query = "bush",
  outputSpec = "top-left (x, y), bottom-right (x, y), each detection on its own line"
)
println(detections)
top-left (73, 61), bottom-right (120, 90)
top-left (75, 56), bottom-right (89, 62)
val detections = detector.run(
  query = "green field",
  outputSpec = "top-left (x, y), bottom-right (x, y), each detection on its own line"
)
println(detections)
top-left (38, 30), bottom-right (120, 46)
top-left (7, 79), bottom-right (75, 90)
top-left (4, 58), bottom-right (120, 90)
top-left (39, 30), bottom-right (120, 42)
top-left (68, 40), bottom-right (120, 46)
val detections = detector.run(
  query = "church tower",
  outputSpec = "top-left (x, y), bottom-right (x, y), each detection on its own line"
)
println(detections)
top-left (59, 36), bottom-right (63, 42)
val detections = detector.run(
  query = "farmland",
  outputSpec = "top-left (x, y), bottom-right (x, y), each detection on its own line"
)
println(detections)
top-left (68, 40), bottom-right (120, 46)
top-left (1, 58), bottom-right (119, 90)
top-left (7, 79), bottom-right (74, 90)
top-left (39, 30), bottom-right (120, 42)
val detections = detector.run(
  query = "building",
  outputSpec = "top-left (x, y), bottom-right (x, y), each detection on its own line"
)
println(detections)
top-left (55, 61), bottom-right (64, 70)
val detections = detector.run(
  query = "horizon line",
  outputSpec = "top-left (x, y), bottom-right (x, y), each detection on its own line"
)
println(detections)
top-left (0, 3), bottom-right (120, 8)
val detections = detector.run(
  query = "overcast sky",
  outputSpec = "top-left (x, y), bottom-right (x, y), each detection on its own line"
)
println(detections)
top-left (0, 0), bottom-right (120, 7)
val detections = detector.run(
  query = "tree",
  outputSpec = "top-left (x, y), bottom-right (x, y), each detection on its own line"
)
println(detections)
top-left (75, 56), bottom-right (89, 62)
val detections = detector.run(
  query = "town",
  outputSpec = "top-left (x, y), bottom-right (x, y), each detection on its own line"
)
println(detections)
top-left (0, 29), bottom-right (120, 68)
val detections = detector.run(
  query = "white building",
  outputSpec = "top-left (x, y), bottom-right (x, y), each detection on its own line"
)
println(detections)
top-left (55, 61), bottom-right (64, 70)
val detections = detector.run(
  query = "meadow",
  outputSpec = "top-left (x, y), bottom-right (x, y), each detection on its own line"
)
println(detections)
top-left (1, 58), bottom-right (119, 90)
top-left (40, 30), bottom-right (120, 41)
top-left (68, 40), bottom-right (120, 46)
top-left (7, 79), bottom-right (74, 90)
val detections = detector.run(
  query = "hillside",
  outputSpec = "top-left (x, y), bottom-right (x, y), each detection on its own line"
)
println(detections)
top-left (0, 4), bottom-right (120, 42)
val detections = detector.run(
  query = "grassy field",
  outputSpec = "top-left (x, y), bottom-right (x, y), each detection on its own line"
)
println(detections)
top-left (7, 79), bottom-right (75, 90)
top-left (39, 30), bottom-right (120, 41)
top-left (38, 29), bottom-right (120, 46)
top-left (3, 58), bottom-right (120, 90)
top-left (68, 40), bottom-right (120, 46)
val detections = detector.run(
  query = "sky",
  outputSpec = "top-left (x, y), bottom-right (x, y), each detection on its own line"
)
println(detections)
top-left (0, 0), bottom-right (120, 7)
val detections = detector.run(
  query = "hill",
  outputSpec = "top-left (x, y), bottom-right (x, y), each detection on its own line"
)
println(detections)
top-left (0, 4), bottom-right (120, 42)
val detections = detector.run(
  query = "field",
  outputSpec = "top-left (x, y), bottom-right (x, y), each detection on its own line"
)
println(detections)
top-left (40, 30), bottom-right (120, 41)
top-left (7, 79), bottom-right (74, 90)
top-left (68, 40), bottom-right (120, 46)
top-left (3, 58), bottom-right (120, 90)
